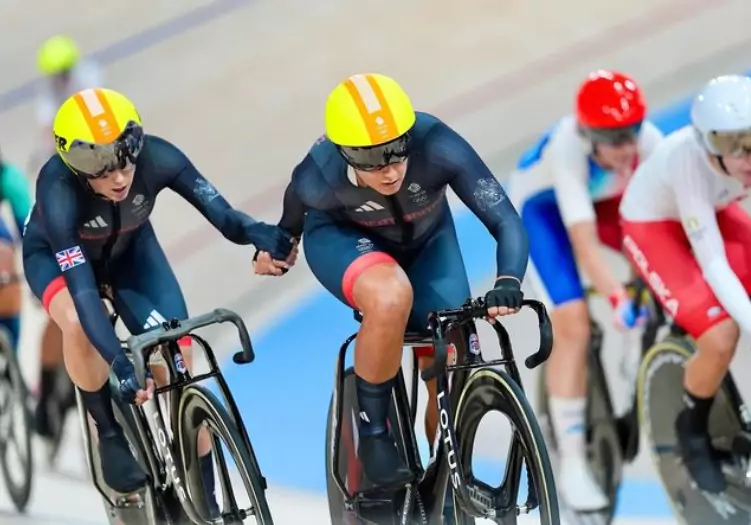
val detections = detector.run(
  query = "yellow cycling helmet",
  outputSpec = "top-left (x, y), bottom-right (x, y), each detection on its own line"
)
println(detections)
top-left (37, 35), bottom-right (80, 76)
top-left (325, 73), bottom-right (416, 170)
top-left (53, 87), bottom-right (144, 178)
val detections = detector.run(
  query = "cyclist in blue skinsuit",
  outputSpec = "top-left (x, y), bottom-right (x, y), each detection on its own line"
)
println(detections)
top-left (507, 70), bottom-right (663, 510)
top-left (22, 87), bottom-right (293, 510)
top-left (255, 73), bottom-right (529, 504)
top-left (0, 149), bottom-right (32, 355)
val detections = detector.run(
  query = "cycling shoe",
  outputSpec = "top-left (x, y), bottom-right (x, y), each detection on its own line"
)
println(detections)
top-left (99, 430), bottom-right (148, 494)
top-left (675, 410), bottom-right (727, 493)
top-left (358, 433), bottom-right (412, 487)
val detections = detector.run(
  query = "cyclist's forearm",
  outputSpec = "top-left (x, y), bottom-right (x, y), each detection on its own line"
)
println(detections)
top-left (170, 165), bottom-right (263, 244)
top-left (704, 258), bottom-right (751, 334)
top-left (493, 218), bottom-right (529, 283)
top-left (568, 222), bottom-right (621, 297)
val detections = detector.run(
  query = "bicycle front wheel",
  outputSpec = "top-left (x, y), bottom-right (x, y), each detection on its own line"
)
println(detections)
top-left (453, 369), bottom-right (559, 525)
top-left (0, 331), bottom-right (33, 512)
top-left (178, 384), bottom-right (274, 524)
top-left (637, 336), bottom-right (751, 525)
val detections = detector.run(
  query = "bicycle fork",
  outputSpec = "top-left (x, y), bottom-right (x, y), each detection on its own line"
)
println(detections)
top-left (435, 381), bottom-right (500, 521)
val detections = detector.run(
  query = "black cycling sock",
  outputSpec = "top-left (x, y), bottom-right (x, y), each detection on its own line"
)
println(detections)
top-left (200, 452), bottom-right (216, 500)
top-left (200, 452), bottom-right (221, 516)
top-left (682, 389), bottom-right (714, 434)
top-left (39, 367), bottom-right (56, 402)
top-left (355, 375), bottom-right (395, 437)
top-left (80, 380), bottom-right (119, 438)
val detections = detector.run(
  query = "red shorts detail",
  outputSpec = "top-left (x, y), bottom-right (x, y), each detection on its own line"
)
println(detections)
top-left (177, 336), bottom-right (192, 348)
top-left (341, 251), bottom-right (398, 308)
top-left (594, 195), bottom-right (624, 252)
top-left (621, 203), bottom-right (751, 339)
top-left (414, 345), bottom-right (434, 358)
top-left (412, 344), bottom-right (457, 361)
top-left (42, 276), bottom-right (67, 312)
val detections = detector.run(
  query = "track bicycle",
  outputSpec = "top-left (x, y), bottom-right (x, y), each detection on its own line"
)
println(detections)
top-left (325, 297), bottom-right (560, 524)
top-left (75, 306), bottom-right (274, 524)
top-left (535, 279), bottom-right (672, 524)
top-left (0, 272), bottom-right (33, 513)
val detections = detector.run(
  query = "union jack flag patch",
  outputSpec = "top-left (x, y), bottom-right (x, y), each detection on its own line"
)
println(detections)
top-left (55, 246), bottom-right (86, 272)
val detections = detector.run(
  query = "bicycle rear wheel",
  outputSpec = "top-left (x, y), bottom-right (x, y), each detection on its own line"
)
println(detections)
top-left (178, 384), bottom-right (274, 524)
top-left (325, 366), bottom-right (359, 525)
top-left (0, 331), bottom-right (33, 512)
top-left (454, 369), bottom-right (559, 524)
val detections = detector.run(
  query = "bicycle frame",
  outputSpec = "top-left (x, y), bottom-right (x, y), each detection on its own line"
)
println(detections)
top-left (329, 298), bottom-right (552, 522)
top-left (84, 308), bottom-right (263, 523)
top-left (584, 280), bottom-right (682, 456)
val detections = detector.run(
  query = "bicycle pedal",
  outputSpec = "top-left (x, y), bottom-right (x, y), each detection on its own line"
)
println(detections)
top-left (353, 488), bottom-right (396, 504)
top-left (731, 432), bottom-right (751, 456)
top-left (114, 489), bottom-right (147, 508)
top-left (359, 475), bottom-right (415, 495)
top-left (113, 492), bottom-right (153, 525)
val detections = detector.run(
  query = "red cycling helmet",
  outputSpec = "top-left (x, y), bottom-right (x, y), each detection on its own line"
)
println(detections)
top-left (576, 70), bottom-right (646, 129)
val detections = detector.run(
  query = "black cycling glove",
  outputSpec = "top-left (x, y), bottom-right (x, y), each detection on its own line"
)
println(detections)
top-left (485, 276), bottom-right (524, 310)
top-left (247, 223), bottom-right (294, 261)
top-left (112, 352), bottom-right (152, 405)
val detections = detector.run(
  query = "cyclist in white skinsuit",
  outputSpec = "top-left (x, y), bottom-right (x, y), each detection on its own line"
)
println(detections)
top-left (508, 70), bottom-right (664, 511)
top-left (32, 35), bottom-right (104, 450)
top-left (621, 74), bottom-right (751, 495)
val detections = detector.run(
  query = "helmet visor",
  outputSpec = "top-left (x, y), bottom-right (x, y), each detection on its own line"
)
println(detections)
top-left (59, 121), bottom-right (144, 178)
top-left (580, 122), bottom-right (642, 146)
top-left (707, 129), bottom-right (751, 157)
top-left (338, 134), bottom-right (410, 171)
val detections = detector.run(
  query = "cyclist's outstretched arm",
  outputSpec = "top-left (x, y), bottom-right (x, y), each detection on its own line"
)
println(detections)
top-left (158, 139), bottom-right (291, 259)
top-left (675, 166), bottom-right (751, 333)
top-left (0, 162), bottom-right (32, 238)
top-left (36, 177), bottom-right (125, 364)
top-left (430, 123), bottom-right (528, 281)
top-left (165, 153), bottom-right (265, 242)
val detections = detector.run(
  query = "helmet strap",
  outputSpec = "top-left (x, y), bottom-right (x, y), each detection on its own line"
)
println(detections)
top-left (590, 142), bottom-right (613, 169)
top-left (716, 155), bottom-right (730, 175)
top-left (72, 172), bottom-right (96, 195)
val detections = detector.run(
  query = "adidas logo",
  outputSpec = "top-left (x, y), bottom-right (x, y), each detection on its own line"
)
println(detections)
top-left (84, 216), bottom-right (108, 228)
top-left (355, 201), bottom-right (385, 213)
top-left (143, 309), bottom-right (167, 329)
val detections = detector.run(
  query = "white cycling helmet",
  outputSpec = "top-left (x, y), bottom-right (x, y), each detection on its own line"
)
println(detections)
top-left (691, 74), bottom-right (751, 156)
